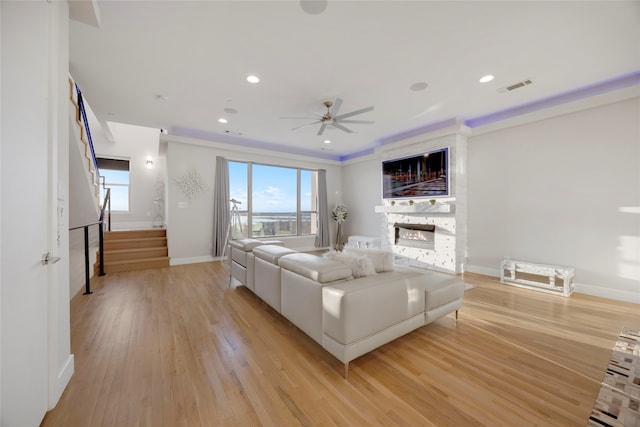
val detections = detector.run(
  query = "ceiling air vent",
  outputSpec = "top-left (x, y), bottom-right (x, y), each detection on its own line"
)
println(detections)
top-left (498, 79), bottom-right (533, 93)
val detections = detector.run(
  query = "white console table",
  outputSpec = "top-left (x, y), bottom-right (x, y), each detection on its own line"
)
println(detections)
top-left (500, 259), bottom-right (575, 297)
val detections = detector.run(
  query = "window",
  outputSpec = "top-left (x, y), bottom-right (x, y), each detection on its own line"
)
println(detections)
top-left (96, 157), bottom-right (130, 211)
top-left (228, 161), bottom-right (318, 238)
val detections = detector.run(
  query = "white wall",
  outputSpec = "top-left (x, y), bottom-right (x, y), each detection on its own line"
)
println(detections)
top-left (341, 98), bottom-right (639, 302)
top-left (341, 155), bottom-right (382, 239)
top-left (164, 136), bottom-right (343, 264)
top-left (92, 122), bottom-right (164, 230)
top-left (466, 98), bottom-right (640, 302)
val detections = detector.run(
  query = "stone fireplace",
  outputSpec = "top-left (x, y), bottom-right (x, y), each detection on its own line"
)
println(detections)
top-left (373, 129), bottom-right (468, 274)
top-left (377, 205), bottom-right (458, 272)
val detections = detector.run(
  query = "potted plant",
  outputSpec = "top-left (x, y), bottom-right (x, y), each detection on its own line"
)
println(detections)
top-left (331, 204), bottom-right (349, 251)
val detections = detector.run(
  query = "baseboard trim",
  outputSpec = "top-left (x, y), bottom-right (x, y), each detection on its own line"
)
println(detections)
top-left (50, 354), bottom-right (74, 409)
top-left (465, 264), bottom-right (640, 304)
top-left (109, 221), bottom-right (162, 230)
top-left (170, 256), bottom-right (215, 266)
top-left (464, 264), bottom-right (499, 277)
top-left (574, 282), bottom-right (640, 304)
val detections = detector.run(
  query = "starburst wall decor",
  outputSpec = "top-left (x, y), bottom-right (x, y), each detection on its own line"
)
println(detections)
top-left (175, 168), bottom-right (205, 200)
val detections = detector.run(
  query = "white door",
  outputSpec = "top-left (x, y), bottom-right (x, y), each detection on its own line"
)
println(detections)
top-left (1, 2), bottom-right (54, 425)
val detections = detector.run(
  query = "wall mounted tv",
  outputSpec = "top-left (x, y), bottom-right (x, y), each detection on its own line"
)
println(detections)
top-left (382, 147), bottom-right (449, 199)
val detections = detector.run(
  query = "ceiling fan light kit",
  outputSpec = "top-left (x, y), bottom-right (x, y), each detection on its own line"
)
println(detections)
top-left (286, 98), bottom-right (375, 136)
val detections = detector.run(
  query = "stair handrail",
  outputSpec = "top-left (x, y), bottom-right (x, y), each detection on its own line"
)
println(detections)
top-left (74, 83), bottom-right (100, 183)
top-left (69, 81), bottom-right (107, 296)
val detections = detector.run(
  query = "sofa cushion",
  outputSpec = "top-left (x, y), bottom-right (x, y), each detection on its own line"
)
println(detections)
top-left (253, 245), bottom-right (297, 264)
top-left (322, 267), bottom-right (427, 345)
top-left (323, 250), bottom-right (376, 278)
top-left (422, 272), bottom-right (465, 310)
top-left (261, 240), bottom-right (285, 246)
top-left (343, 247), bottom-right (395, 273)
top-left (278, 253), bottom-right (353, 284)
top-left (229, 238), bottom-right (265, 252)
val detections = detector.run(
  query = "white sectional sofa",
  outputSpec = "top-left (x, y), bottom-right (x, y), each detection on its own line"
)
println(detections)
top-left (229, 238), bottom-right (284, 291)
top-left (227, 240), bottom-right (464, 378)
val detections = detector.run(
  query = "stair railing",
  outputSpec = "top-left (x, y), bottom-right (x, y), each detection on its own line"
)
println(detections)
top-left (69, 188), bottom-right (109, 296)
top-left (69, 81), bottom-right (111, 295)
top-left (75, 83), bottom-right (100, 188)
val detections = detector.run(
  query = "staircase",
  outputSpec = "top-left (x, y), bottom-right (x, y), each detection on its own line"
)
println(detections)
top-left (95, 229), bottom-right (170, 273)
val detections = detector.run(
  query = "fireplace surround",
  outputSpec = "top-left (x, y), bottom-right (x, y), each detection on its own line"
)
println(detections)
top-left (373, 129), bottom-right (468, 274)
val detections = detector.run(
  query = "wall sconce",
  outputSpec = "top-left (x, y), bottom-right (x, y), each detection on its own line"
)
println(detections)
top-left (146, 159), bottom-right (153, 168)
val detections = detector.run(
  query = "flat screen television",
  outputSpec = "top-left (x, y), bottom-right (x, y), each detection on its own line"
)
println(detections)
top-left (382, 147), bottom-right (449, 199)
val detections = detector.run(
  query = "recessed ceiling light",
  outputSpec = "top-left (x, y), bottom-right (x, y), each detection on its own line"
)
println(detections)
top-left (409, 82), bottom-right (428, 91)
top-left (479, 75), bottom-right (495, 83)
top-left (324, 140), bottom-right (331, 144)
top-left (300, 0), bottom-right (328, 15)
top-left (246, 75), bottom-right (260, 84)
top-left (218, 118), bottom-right (228, 124)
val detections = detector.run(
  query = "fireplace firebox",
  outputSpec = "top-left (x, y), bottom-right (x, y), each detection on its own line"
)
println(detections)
top-left (393, 223), bottom-right (435, 248)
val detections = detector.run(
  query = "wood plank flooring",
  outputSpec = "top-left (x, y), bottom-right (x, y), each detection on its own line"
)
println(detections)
top-left (41, 262), bottom-right (639, 426)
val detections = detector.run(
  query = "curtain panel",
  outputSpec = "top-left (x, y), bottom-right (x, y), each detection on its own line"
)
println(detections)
top-left (212, 156), bottom-right (230, 257)
top-left (315, 169), bottom-right (330, 248)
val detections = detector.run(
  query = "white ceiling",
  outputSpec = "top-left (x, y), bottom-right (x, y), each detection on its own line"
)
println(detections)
top-left (69, 1), bottom-right (640, 161)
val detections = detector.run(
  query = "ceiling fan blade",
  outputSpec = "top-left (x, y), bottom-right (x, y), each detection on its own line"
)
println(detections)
top-left (291, 120), bottom-right (321, 131)
top-left (329, 98), bottom-right (343, 117)
top-left (281, 116), bottom-right (318, 120)
top-left (337, 119), bottom-right (374, 124)
top-left (332, 122), bottom-right (354, 134)
top-left (334, 105), bottom-right (374, 120)
top-left (317, 122), bottom-right (328, 135)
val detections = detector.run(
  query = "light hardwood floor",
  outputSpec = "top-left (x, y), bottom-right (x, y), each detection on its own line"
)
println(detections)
top-left (41, 262), bottom-right (638, 426)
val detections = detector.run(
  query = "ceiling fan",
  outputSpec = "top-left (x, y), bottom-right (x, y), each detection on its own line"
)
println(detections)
top-left (284, 98), bottom-right (374, 136)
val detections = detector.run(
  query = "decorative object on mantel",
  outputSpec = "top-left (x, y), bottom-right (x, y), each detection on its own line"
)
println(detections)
top-left (331, 203), bottom-right (348, 251)
top-left (374, 202), bottom-right (453, 214)
top-left (409, 200), bottom-right (414, 205)
top-left (429, 199), bottom-right (436, 205)
top-left (175, 168), bottom-right (205, 200)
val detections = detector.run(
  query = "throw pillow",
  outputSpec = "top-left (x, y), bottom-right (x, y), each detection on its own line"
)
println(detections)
top-left (323, 251), bottom-right (377, 278)
top-left (343, 247), bottom-right (395, 273)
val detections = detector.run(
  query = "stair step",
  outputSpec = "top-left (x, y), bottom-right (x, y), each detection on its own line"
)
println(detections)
top-left (100, 256), bottom-right (170, 274)
top-left (98, 247), bottom-right (168, 262)
top-left (104, 229), bottom-right (166, 240)
top-left (95, 228), bottom-right (170, 273)
top-left (104, 237), bottom-right (167, 250)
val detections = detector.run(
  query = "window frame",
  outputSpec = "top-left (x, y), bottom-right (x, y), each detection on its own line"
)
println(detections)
top-left (96, 156), bottom-right (131, 213)
top-left (229, 161), bottom-right (318, 238)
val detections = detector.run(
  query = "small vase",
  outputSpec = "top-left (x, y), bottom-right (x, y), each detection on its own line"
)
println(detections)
top-left (335, 222), bottom-right (344, 251)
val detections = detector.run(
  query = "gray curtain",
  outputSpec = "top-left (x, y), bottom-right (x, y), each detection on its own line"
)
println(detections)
top-left (212, 156), bottom-right (230, 257)
top-left (315, 169), bottom-right (330, 248)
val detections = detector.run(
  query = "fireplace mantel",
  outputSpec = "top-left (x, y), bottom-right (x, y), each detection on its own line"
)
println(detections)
top-left (374, 202), bottom-right (454, 214)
